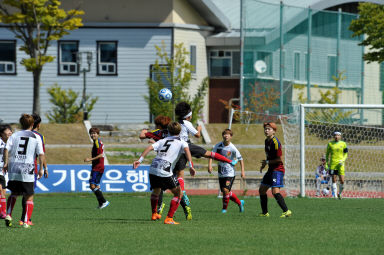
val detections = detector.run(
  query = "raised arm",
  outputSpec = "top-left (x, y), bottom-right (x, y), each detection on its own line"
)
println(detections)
top-left (133, 144), bottom-right (154, 169)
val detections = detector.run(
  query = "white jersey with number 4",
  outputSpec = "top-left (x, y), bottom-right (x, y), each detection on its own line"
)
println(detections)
top-left (150, 136), bottom-right (188, 177)
top-left (212, 142), bottom-right (242, 177)
top-left (6, 130), bottom-right (44, 182)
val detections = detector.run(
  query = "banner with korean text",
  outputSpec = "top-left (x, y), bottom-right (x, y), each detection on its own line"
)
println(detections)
top-left (32, 165), bottom-right (150, 193)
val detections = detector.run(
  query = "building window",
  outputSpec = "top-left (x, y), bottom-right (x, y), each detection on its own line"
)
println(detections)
top-left (232, 51), bottom-right (240, 75)
top-left (97, 41), bottom-right (117, 75)
top-left (257, 51), bottom-right (273, 76)
top-left (58, 41), bottom-right (79, 75)
top-left (294, 52), bottom-right (300, 80)
top-left (0, 40), bottom-right (16, 75)
top-left (328, 55), bottom-right (337, 82)
top-left (190, 45), bottom-right (196, 74)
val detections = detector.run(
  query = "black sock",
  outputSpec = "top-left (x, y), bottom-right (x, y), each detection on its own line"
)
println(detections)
top-left (21, 197), bottom-right (26, 221)
top-left (260, 194), bottom-right (268, 214)
top-left (157, 190), bottom-right (164, 213)
top-left (273, 193), bottom-right (288, 212)
top-left (93, 188), bottom-right (106, 205)
top-left (180, 198), bottom-right (187, 213)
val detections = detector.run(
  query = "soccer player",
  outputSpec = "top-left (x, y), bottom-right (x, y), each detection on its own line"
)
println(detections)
top-left (0, 124), bottom-right (13, 219)
top-left (3, 114), bottom-right (45, 228)
top-left (84, 127), bottom-right (110, 209)
top-left (326, 131), bottom-right (348, 199)
top-left (259, 122), bottom-right (292, 218)
top-left (133, 121), bottom-right (196, 225)
top-left (208, 129), bottom-right (245, 213)
top-left (174, 102), bottom-right (238, 220)
top-left (20, 113), bottom-right (48, 226)
top-left (315, 156), bottom-right (330, 197)
top-left (139, 115), bottom-right (171, 216)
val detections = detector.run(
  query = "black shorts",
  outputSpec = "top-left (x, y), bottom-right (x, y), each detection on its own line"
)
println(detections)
top-left (0, 175), bottom-right (5, 189)
top-left (329, 170), bottom-right (339, 176)
top-left (149, 174), bottom-right (179, 191)
top-left (219, 177), bottom-right (235, 191)
top-left (7, 180), bottom-right (35, 195)
top-left (173, 143), bottom-right (207, 172)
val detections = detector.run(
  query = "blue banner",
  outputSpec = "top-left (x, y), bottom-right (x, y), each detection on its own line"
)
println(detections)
top-left (29, 165), bottom-right (150, 193)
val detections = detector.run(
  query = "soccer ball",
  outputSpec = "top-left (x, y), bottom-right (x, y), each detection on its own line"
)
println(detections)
top-left (322, 188), bottom-right (330, 196)
top-left (158, 88), bottom-right (172, 102)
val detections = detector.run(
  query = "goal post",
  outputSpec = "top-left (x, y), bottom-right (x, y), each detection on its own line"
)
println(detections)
top-left (297, 104), bottom-right (384, 197)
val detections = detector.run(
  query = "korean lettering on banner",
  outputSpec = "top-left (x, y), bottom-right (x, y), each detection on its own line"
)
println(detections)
top-left (33, 165), bottom-right (150, 193)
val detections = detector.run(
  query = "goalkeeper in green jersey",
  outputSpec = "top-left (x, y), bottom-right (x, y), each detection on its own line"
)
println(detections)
top-left (326, 131), bottom-right (348, 199)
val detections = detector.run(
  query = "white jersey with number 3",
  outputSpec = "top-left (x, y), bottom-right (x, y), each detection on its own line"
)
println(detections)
top-left (6, 130), bottom-right (44, 182)
top-left (150, 136), bottom-right (188, 177)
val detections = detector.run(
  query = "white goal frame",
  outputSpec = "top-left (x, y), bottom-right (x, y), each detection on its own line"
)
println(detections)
top-left (299, 104), bottom-right (384, 197)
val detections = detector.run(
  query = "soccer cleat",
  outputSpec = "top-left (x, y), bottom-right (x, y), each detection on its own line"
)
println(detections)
top-left (5, 215), bottom-right (12, 227)
top-left (164, 216), bottom-right (179, 225)
top-left (338, 194), bottom-right (342, 200)
top-left (258, 212), bottom-right (270, 217)
top-left (158, 202), bottom-right (165, 215)
top-left (151, 213), bottom-right (161, 221)
top-left (280, 210), bottom-right (292, 218)
top-left (19, 220), bottom-right (24, 226)
top-left (221, 209), bottom-right (227, 213)
top-left (22, 222), bottom-right (30, 228)
top-left (230, 159), bottom-right (238, 166)
top-left (239, 200), bottom-right (245, 213)
top-left (185, 206), bottom-right (192, 220)
top-left (19, 220), bottom-right (34, 226)
top-left (99, 201), bottom-right (110, 209)
top-left (182, 191), bottom-right (190, 206)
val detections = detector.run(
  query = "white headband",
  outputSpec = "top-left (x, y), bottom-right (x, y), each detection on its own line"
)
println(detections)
top-left (184, 112), bottom-right (192, 119)
top-left (333, 131), bottom-right (341, 136)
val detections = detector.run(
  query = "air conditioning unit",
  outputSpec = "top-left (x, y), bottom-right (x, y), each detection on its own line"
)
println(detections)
top-left (60, 62), bottom-right (77, 74)
top-left (99, 63), bottom-right (116, 74)
top-left (0, 62), bottom-right (15, 73)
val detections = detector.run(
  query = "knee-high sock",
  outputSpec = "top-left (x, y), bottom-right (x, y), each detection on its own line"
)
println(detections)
top-left (260, 194), bottom-right (268, 214)
top-left (210, 152), bottom-right (231, 164)
top-left (151, 193), bottom-right (159, 214)
top-left (24, 201), bottom-right (34, 223)
top-left (167, 196), bottom-right (181, 218)
top-left (332, 183), bottom-right (338, 197)
top-left (178, 177), bottom-right (185, 191)
top-left (273, 193), bottom-right (288, 212)
top-left (93, 187), bottom-right (106, 206)
top-left (222, 194), bottom-right (230, 210)
top-left (21, 196), bottom-right (26, 221)
top-left (6, 195), bottom-right (17, 216)
top-left (229, 192), bottom-right (241, 205)
top-left (0, 197), bottom-right (6, 215)
top-left (157, 190), bottom-right (164, 213)
top-left (339, 183), bottom-right (344, 195)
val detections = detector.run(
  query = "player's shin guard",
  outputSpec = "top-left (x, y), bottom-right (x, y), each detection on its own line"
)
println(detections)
top-left (260, 194), bottom-right (268, 214)
top-left (24, 201), bottom-right (34, 223)
top-left (151, 193), bottom-right (159, 214)
top-left (222, 194), bottom-right (230, 210)
top-left (92, 187), bottom-right (106, 206)
top-left (6, 195), bottom-right (17, 216)
top-left (332, 183), bottom-right (338, 197)
top-left (229, 192), bottom-right (241, 205)
top-left (177, 177), bottom-right (185, 191)
top-left (167, 196), bottom-right (181, 218)
top-left (273, 193), bottom-right (288, 212)
top-left (210, 152), bottom-right (232, 164)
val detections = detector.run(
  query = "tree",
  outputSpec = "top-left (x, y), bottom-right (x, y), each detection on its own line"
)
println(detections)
top-left (0, 0), bottom-right (84, 115)
top-left (46, 84), bottom-right (98, 123)
top-left (145, 42), bottom-right (208, 124)
top-left (349, 3), bottom-right (384, 63)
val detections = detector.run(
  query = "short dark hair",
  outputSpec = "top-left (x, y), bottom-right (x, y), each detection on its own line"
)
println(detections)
top-left (154, 115), bottom-right (171, 130)
top-left (167, 122), bottom-right (181, 135)
top-left (89, 127), bottom-right (100, 135)
top-left (175, 102), bottom-right (191, 119)
top-left (32, 113), bottom-right (41, 129)
top-left (0, 124), bottom-right (12, 135)
top-left (19, 114), bottom-right (34, 130)
top-left (222, 129), bottom-right (233, 136)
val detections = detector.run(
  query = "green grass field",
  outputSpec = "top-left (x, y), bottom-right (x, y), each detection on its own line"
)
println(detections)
top-left (2, 193), bottom-right (384, 255)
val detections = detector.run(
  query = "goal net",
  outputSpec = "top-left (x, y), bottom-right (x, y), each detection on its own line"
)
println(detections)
top-left (280, 104), bottom-right (384, 198)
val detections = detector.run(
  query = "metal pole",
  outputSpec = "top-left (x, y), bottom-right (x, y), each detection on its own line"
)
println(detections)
top-left (82, 69), bottom-right (88, 120)
top-left (300, 104), bottom-right (305, 197)
top-left (279, 1), bottom-right (284, 114)
top-left (336, 8), bottom-right (342, 100)
top-left (360, 35), bottom-right (365, 124)
top-left (240, 0), bottom-right (245, 111)
top-left (306, 8), bottom-right (312, 103)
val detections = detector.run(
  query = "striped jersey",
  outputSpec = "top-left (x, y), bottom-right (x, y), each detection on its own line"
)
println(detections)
top-left (212, 142), bottom-right (242, 177)
top-left (265, 136), bottom-right (285, 173)
top-left (92, 138), bottom-right (105, 173)
top-left (6, 130), bottom-right (44, 182)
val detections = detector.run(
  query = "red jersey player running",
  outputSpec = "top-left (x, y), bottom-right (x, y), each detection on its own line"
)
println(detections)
top-left (259, 122), bottom-right (292, 218)
top-left (133, 122), bottom-right (195, 224)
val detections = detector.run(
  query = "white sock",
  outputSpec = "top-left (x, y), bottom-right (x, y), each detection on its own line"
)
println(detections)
top-left (332, 183), bottom-right (337, 197)
top-left (316, 179), bottom-right (321, 193)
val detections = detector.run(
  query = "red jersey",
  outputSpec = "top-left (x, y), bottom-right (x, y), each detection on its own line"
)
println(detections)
top-left (92, 138), bottom-right (105, 173)
top-left (144, 129), bottom-right (168, 141)
top-left (265, 136), bottom-right (285, 173)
